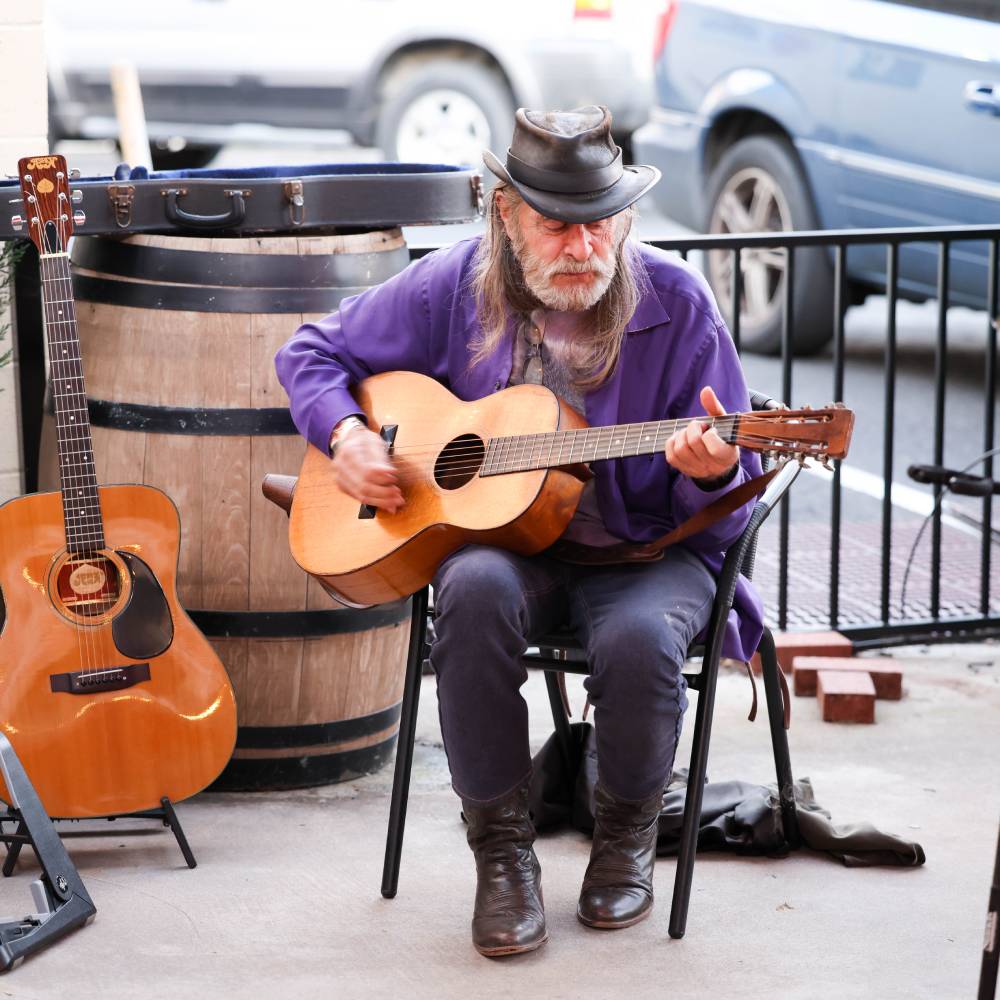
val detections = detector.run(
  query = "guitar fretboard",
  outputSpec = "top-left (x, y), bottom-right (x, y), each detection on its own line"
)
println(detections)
top-left (40, 251), bottom-right (104, 553)
top-left (480, 415), bottom-right (741, 476)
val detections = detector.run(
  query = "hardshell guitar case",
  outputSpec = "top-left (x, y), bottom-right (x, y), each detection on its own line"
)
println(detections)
top-left (1, 161), bottom-right (483, 239)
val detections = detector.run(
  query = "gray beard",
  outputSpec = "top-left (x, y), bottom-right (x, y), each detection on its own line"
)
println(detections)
top-left (510, 231), bottom-right (619, 312)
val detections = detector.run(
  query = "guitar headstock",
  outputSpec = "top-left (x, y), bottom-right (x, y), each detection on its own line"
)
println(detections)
top-left (15, 154), bottom-right (82, 254)
top-left (733, 404), bottom-right (855, 464)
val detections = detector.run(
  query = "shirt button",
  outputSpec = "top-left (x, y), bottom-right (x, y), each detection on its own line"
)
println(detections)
top-left (494, 380), bottom-right (502, 391)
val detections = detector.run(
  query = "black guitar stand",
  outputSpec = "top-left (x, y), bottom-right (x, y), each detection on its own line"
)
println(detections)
top-left (1, 796), bottom-right (197, 874)
top-left (0, 734), bottom-right (95, 971)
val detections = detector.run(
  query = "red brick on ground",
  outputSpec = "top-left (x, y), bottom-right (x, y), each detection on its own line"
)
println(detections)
top-left (817, 670), bottom-right (876, 724)
top-left (751, 630), bottom-right (853, 675)
top-left (793, 657), bottom-right (903, 700)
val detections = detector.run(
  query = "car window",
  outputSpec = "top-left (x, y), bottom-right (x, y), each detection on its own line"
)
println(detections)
top-left (882, 0), bottom-right (1000, 21)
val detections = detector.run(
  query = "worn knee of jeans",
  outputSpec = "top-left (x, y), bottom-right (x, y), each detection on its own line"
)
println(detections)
top-left (430, 548), bottom-right (530, 680)
top-left (585, 612), bottom-right (689, 703)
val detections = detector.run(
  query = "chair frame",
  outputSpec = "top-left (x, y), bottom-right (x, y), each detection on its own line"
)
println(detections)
top-left (380, 393), bottom-right (804, 939)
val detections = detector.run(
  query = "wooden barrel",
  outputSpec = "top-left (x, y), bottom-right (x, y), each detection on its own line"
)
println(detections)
top-left (39, 230), bottom-right (413, 790)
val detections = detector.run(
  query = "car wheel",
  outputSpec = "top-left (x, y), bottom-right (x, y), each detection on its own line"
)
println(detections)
top-left (149, 141), bottom-right (222, 172)
top-left (375, 58), bottom-right (515, 169)
top-left (704, 135), bottom-right (834, 355)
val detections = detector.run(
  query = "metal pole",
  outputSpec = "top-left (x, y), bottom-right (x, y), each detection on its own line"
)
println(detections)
top-left (830, 244), bottom-right (846, 629)
top-left (931, 242), bottom-right (950, 618)
top-left (882, 243), bottom-right (899, 624)
top-left (778, 247), bottom-right (794, 631)
top-left (982, 241), bottom-right (998, 617)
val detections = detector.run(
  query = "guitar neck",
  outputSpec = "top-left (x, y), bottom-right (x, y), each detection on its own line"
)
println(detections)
top-left (480, 414), bottom-right (741, 476)
top-left (40, 251), bottom-right (105, 552)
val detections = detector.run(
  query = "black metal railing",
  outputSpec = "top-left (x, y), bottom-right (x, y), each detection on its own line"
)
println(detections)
top-left (645, 224), bottom-right (1000, 647)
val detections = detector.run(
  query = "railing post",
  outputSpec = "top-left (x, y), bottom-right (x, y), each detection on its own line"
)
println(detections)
top-left (830, 244), bottom-right (846, 630)
top-left (931, 241), bottom-right (950, 619)
top-left (778, 246), bottom-right (795, 631)
top-left (981, 240), bottom-right (997, 617)
top-left (882, 243), bottom-right (899, 624)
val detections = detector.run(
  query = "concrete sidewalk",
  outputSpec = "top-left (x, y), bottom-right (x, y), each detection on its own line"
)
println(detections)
top-left (2, 642), bottom-right (997, 1000)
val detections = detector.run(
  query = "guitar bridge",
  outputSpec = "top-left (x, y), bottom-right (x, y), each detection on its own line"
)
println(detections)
top-left (359, 423), bottom-right (398, 519)
top-left (49, 663), bottom-right (151, 695)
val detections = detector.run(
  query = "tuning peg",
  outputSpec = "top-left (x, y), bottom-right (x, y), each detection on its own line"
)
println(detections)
top-left (69, 169), bottom-right (80, 180)
top-left (10, 215), bottom-right (24, 232)
top-left (71, 189), bottom-right (83, 204)
top-left (73, 209), bottom-right (86, 227)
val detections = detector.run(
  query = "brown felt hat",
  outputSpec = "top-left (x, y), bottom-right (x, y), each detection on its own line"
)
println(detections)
top-left (483, 105), bottom-right (660, 224)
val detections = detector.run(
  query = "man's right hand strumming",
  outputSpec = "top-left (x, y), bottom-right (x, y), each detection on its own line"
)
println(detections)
top-left (328, 417), bottom-right (404, 513)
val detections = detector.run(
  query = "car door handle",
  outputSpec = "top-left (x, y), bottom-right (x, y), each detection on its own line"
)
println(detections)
top-left (964, 80), bottom-right (1000, 115)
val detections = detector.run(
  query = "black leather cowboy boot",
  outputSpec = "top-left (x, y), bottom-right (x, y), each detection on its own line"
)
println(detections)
top-left (462, 780), bottom-right (547, 957)
top-left (577, 781), bottom-right (663, 929)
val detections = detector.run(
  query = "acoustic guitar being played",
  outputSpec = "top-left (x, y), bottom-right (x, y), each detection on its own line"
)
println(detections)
top-left (282, 370), bottom-right (854, 608)
top-left (0, 155), bottom-right (237, 819)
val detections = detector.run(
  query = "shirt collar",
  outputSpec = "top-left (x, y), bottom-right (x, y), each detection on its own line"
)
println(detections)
top-left (625, 278), bottom-right (670, 335)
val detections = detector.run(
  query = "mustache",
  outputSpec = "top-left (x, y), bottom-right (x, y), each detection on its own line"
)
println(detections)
top-left (531, 253), bottom-right (616, 280)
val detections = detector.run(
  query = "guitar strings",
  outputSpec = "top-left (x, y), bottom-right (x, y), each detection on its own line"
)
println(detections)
top-left (35, 192), bottom-right (94, 680)
top-left (46, 241), bottom-right (104, 678)
top-left (37, 196), bottom-right (106, 679)
top-left (357, 416), bottom-right (826, 481)
top-left (356, 428), bottom-right (821, 491)
top-left (376, 411), bottom-right (817, 458)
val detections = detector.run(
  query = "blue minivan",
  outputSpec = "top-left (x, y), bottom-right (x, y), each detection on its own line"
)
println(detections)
top-left (633, 0), bottom-right (1000, 352)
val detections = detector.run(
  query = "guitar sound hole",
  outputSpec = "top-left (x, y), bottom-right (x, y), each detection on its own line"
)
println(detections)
top-left (55, 553), bottom-right (122, 618)
top-left (434, 434), bottom-right (485, 490)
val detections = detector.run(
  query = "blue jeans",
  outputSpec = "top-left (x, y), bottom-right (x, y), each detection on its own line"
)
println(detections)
top-left (429, 544), bottom-right (716, 804)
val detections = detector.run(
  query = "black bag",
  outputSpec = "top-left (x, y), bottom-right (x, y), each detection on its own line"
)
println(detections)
top-left (527, 722), bottom-right (925, 868)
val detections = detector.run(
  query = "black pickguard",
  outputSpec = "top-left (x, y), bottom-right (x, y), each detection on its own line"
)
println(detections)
top-left (112, 551), bottom-right (173, 659)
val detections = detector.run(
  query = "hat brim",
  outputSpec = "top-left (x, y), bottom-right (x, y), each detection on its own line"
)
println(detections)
top-left (482, 149), bottom-right (660, 224)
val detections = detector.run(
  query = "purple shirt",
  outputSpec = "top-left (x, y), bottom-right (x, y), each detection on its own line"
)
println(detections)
top-left (275, 237), bottom-right (765, 662)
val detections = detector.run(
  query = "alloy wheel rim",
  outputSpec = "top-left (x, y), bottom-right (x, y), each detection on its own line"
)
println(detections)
top-left (708, 166), bottom-right (792, 333)
top-left (394, 89), bottom-right (491, 165)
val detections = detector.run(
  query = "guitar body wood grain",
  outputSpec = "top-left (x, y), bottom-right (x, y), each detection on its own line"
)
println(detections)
top-left (289, 372), bottom-right (589, 607)
top-left (0, 484), bottom-right (238, 818)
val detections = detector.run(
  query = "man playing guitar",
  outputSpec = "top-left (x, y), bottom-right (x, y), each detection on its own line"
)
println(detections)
top-left (276, 107), bottom-right (762, 957)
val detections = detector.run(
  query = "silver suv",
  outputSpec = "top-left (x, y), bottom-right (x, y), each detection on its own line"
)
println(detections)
top-left (47, 0), bottom-right (660, 169)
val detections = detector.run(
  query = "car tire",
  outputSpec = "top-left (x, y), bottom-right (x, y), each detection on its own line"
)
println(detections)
top-left (704, 135), bottom-right (834, 355)
top-left (149, 141), bottom-right (222, 172)
top-left (375, 57), bottom-right (515, 169)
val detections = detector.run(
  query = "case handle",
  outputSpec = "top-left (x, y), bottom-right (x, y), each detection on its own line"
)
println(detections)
top-left (161, 187), bottom-right (249, 229)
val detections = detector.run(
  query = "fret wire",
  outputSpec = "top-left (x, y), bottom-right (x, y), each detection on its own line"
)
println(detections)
top-left (40, 255), bottom-right (105, 547)
top-left (498, 432), bottom-right (510, 474)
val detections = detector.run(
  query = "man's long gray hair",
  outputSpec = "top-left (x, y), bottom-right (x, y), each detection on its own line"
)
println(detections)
top-left (467, 183), bottom-right (645, 389)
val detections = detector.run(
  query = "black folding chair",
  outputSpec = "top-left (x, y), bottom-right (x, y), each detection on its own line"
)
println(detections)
top-left (380, 391), bottom-right (803, 939)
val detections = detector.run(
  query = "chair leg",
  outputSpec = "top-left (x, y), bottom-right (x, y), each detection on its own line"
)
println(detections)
top-left (757, 626), bottom-right (801, 849)
top-left (381, 587), bottom-right (430, 899)
top-left (543, 671), bottom-right (575, 783)
top-left (668, 633), bottom-right (725, 939)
